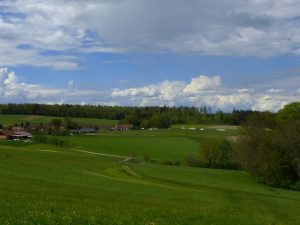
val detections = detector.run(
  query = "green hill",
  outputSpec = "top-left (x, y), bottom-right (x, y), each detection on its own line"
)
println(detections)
top-left (0, 128), bottom-right (299, 224)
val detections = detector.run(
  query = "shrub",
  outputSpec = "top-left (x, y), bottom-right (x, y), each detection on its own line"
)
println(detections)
top-left (185, 139), bottom-right (240, 170)
top-left (34, 136), bottom-right (71, 147)
top-left (161, 160), bottom-right (181, 166)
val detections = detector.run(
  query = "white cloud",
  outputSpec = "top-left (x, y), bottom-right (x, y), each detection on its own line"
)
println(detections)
top-left (111, 74), bottom-right (300, 111)
top-left (265, 89), bottom-right (284, 94)
top-left (0, 68), bottom-right (299, 112)
top-left (1, 0), bottom-right (300, 69)
top-left (0, 67), bottom-right (106, 103)
top-left (183, 76), bottom-right (221, 94)
top-left (251, 95), bottom-right (289, 111)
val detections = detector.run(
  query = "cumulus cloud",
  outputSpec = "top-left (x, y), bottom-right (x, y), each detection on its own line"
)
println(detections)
top-left (111, 74), bottom-right (300, 111)
top-left (1, 0), bottom-right (300, 69)
top-left (183, 76), bottom-right (221, 94)
top-left (0, 68), bottom-right (299, 112)
top-left (0, 67), bottom-right (108, 103)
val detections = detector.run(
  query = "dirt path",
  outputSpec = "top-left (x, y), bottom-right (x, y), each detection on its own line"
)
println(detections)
top-left (122, 165), bottom-right (141, 178)
top-left (70, 148), bottom-right (129, 160)
top-left (69, 148), bottom-right (140, 177)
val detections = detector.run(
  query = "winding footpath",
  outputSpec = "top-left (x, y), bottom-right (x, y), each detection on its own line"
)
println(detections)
top-left (70, 148), bottom-right (141, 177)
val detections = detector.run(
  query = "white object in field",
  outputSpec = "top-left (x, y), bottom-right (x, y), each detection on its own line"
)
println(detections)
top-left (216, 129), bottom-right (226, 132)
top-left (188, 127), bottom-right (196, 130)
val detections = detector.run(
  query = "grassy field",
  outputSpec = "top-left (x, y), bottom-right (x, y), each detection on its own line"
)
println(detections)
top-left (55, 128), bottom-right (241, 161)
top-left (171, 124), bottom-right (239, 129)
top-left (0, 114), bottom-right (118, 127)
top-left (1, 128), bottom-right (300, 225)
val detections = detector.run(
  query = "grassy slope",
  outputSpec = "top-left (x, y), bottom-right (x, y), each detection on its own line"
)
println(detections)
top-left (56, 129), bottom-right (241, 161)
top-left (1, 128), bottom-right (299, 224)
top-left (1, 143), bottom-right (300, 225)
top-left (0, 114), bottom-right (118, 127)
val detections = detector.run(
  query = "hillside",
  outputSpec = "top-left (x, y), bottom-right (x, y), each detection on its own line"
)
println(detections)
top-left (0, 128), bottom-right (299, 225)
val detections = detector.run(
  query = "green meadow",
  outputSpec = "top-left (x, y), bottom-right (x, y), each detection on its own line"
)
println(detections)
top-left (55, 128), bottom-right (240, 161)
top-left (1, 127), bottom-right (300, 225)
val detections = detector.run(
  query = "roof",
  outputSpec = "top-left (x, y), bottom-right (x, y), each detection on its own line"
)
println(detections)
top-left (0, 129), bottom-right (14, 136)
top-left (15, 131), bottom-right (33, 137)
top-left (115, 124), bottom-right (134, 128)
top-left (12, 126), bottom-right (25, 131)
top-left (80, 128), bottom-right (96, 132)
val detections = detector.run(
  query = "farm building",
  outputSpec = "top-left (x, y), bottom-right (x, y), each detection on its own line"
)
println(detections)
top-left (0, 128), bottom-right (33, 140)
top-left (12, 127), bottom-right (33, 139)
top-left (80, 128), bottom-right (97, 134)
top-left (0, 130), bottom-right (14, 140)
top-left (69, 129), bottom-right (80, 135)
top-left (12, 126), bottom-right (25, 133)
top-left (14, 131), bottom-right (33, 139)
top-left (112, 124), bottom-right (134, 131)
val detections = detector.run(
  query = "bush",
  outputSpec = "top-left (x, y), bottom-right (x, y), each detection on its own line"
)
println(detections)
top-left (185, 139), bottom-right (240, 170)
top-left (34, 135), bottom-right (71, 147)
top-left (161, 160), bottom-right (181, 166)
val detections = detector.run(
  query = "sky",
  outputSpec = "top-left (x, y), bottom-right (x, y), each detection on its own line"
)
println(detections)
top-left (0, 0), bottom-right (300, 112)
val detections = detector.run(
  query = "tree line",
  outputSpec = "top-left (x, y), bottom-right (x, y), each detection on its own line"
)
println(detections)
top-left (0, 103), bottom-right (260, 128)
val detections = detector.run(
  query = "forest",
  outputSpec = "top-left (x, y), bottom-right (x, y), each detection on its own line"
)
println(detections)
top-left (0, 103), bottom-right (262, 128)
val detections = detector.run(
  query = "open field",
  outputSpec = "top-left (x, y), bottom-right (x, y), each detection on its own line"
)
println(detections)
top-left (55, 128), bottom-right (241, 161)
top-left (0, 114), bottom-right (118, 127)
top-left (171, 124), bottom-right (239, 129)
top-left (1, 128), bottom-right (300, 225)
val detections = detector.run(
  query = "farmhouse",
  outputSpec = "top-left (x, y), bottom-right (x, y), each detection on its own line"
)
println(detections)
top-left (11, 126), bottom-right (33, 139)
top-left (14, 131), bottom-right (33, 139)
top-left (12, 126), bottom-right (25, 133)
top-left (0, 130), bottom-right (14, 140)
top-left (69, 129), bottom-right (80, 135)
top-left (0, 127), bottom-right (33, 140)
top-left (112, 124), bottom-right (134, 131)
top-left (80, 128), bottom-right (97, 134)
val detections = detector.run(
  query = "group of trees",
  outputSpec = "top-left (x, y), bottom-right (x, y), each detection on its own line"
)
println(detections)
top-left (10, 118), bottom-right (81, 136)
top-left (239, 102), bottom-right (300, 189)
top-left (184, 102), bottom-right (300, 190)
top-left (33, 135), bottom-right (70, 147)
top-left (186, 139), bottom-right (240, 170)
top-left (0, 103), bottom-right (260, 128)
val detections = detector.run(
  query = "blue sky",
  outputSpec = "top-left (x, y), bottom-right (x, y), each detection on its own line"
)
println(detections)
top-left (0, 0), bottom-right (300, 111)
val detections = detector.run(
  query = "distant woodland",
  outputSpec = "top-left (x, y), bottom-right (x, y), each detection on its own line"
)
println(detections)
top-left (0, 103), bottom-right (271, 128)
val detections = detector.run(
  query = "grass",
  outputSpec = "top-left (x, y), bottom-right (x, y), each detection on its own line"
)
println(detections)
top-left (0, 114), bottom-right (118, 127)
top-left (171, 124), bottom-right (239, 129)
top-left (54, 128), bottom-right (241, 161)
top-left (0, 128), bottom-right (299, 224)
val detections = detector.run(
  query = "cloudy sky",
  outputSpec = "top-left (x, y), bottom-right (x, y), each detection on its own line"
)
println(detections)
top-left (0, 0), bottom-right (300, 111)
